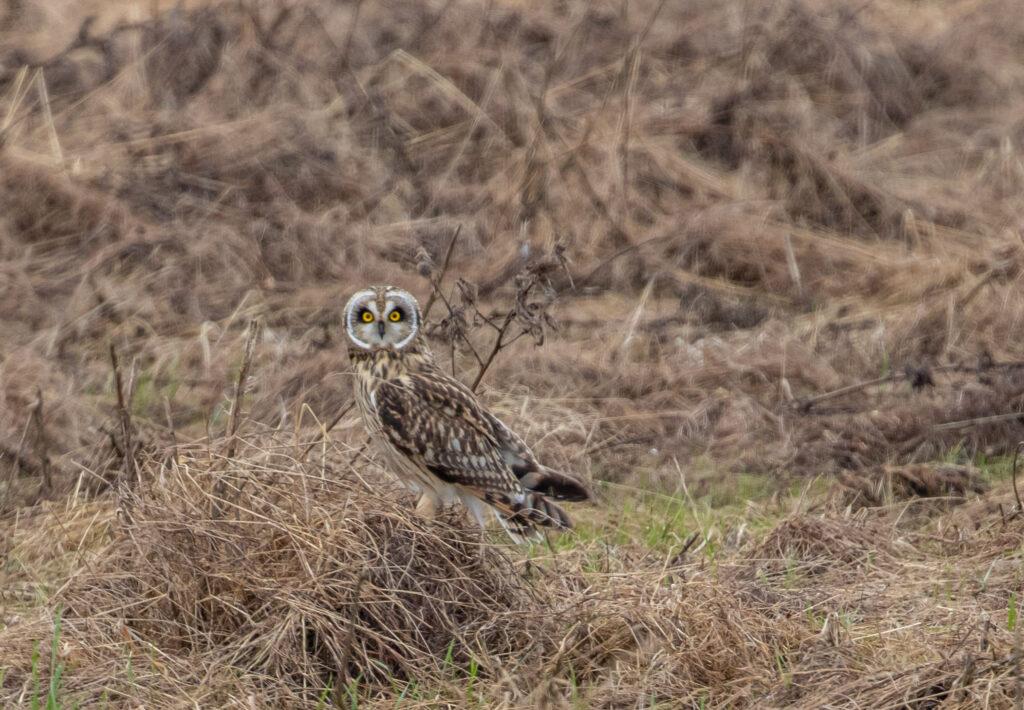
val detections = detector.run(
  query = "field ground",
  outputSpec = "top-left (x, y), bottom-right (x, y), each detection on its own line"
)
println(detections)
top-left (3, 0), bottom-right (1024, 706)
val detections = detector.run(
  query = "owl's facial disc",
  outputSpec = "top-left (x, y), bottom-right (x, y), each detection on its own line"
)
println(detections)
top-left (344, 287), bottom-right (421, 350)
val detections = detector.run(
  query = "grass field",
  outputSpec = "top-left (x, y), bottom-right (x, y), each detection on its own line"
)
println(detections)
top-left (3, 0), bottom-right (1024, 706)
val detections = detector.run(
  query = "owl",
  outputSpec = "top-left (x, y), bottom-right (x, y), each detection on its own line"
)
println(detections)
top-left (344, 285), bottom-right (589, 540)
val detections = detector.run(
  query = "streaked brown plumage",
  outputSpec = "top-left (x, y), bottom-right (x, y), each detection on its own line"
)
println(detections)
top-left (344, 285), bottom-right (589, 539)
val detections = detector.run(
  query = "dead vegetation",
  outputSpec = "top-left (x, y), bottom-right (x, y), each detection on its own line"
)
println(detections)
top-left (3, 0), bottom-right (1024, 706)
top-left (5, 433), bottom-right (1024, 708)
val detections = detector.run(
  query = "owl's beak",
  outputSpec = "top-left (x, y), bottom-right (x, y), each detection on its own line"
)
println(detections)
top-left (378, 321), bottom-right (386, 338)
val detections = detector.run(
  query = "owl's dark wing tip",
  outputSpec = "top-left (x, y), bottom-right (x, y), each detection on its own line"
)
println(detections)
top-left (518, 466), bottom-right (591, 502)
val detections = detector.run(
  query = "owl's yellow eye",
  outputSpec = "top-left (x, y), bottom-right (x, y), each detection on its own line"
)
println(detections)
top-left (361, 311), bottom-right (374, 323)
top-left (389, 310), bottom-right (402, 322)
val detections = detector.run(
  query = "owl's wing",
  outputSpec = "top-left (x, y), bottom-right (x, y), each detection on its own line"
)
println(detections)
top-left (374, 368), bottom-right (589, 531)
top-left (373, 371), bottom-right (523, 495)
top-left (481, 412), bottom-right (590, 502)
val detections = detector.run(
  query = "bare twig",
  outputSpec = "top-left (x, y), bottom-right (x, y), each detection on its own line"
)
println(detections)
top-left (422, 224), bottom-right (461, 321)
top-left (164, 397), bottom-right (179, 467)
top-left (617, 44), bottom-right (640, 222)
top-left (1013, 442), bottom-right (1024, 514)
top-left (110, 344), bottom-right (136, 485)
top-left (797, 360), bottom-right (1024, 413)
top-left (471, 309), bottom-right (517, 393)
top-left (300, 401), bottom-right (355, 461)
top-left (934, 412), bottom-right (1024, 432)
top-left (669, 531), bottom-right (702, 567)
top-left (339, 0), bottom-right (364, 69)
top-left (31, 388), bottom-right (52, 496)
top-left (796, 373), bottom-right (901, 412)
top-left (438, 287), bottom-right (484, 367)
top-left (225, 320), bottom-right (259, 460)
top-left (449, 265), bottom-right (554, 392)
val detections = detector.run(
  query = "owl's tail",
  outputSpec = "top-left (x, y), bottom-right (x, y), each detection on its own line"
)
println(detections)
top-left (483, 489), bottom-right (575, 532)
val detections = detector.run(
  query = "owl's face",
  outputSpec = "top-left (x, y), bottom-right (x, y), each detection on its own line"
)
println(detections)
top-left (344, 286), bottom-right (421, 351)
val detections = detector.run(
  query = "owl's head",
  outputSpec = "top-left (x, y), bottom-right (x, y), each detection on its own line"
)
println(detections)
top-left (344, 286), bottom-right (422, 351)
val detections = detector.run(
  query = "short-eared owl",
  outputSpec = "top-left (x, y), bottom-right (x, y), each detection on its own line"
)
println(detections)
top-left (344, 285), bottom-right (589, 539)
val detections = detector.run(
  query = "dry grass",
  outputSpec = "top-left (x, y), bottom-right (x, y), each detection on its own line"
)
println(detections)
top-left (4, 0), bottom-right (1024, 706)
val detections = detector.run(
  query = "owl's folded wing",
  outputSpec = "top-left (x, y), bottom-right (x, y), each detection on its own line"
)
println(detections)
top-left (375, 369), bottom-right (591, 503)
top-left (373, 375), bottom-right (523, 494)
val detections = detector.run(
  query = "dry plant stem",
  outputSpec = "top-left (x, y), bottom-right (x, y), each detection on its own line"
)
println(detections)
top-left (164, 397), bottom-right (178, 466)
top-left (225, 320), bottom-right (259, 461)
top-left (617, 44), bottom-right (639, 221)
top-left (935, 411), bottom-right (1024, 432)
top-left (335, 572), bottom-right (367, 699)
top-left (797, 361), bottom-right (1024, 412)
top-left (1013, 442), bottom-right (1024, 514)
top-left (30, 387), bottom-right (52, 496)
top-left (471, 309), bottom-right (517, 392)
top-left (421, 224), bottom-right (461, 321)
top-left (110, 344), bottom-right (136, 485)
top-left (797, 373), bottom-right (904, 411)
top-left (430, 285), bottom-right (484, 367)
top-left (300, 401), bottom-right (355, 461)
top-left (669, 530), bottom-right (702, 567)
top-left (339, 0), bottom-right (363, 68)
top-left (576, 235), bottom-right (672, 288)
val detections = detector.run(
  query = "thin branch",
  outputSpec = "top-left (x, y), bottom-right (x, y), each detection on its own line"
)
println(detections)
top-left (31, 388), bottom-right (52, 496)
top-left (933, 412), bottom-right (1024, 432)
top-left (225, 320), bottom-right (259, 460)
top-left (576, 235), bottom-right (672, 288)
top-left (348, 441), bottom-right (371, 468)
top-left (339, 0), bottom-right (364, 69)
top-left (164, 396), bottom-right (179, 467)
top-left (796, 373), bottom-right (902, 412)
top-left (669, 531), bottom-right (702, 567)
top-left (110, 344), bottom-right (136, 485)
top-left (1014, 442), bottom-right (1024, 514)
top-left (432, 281), bottom-right (484, 368)
top-left (796, 360), bottom-right (1024, 413)
top-left (471, 310), bottom-right (516, 392)
top-left (469, 274), bottom-right (545, 391)
top-left (422, 224), bottom-right (461, 321)
top-left (300, 401), bottom-right (355, 461)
